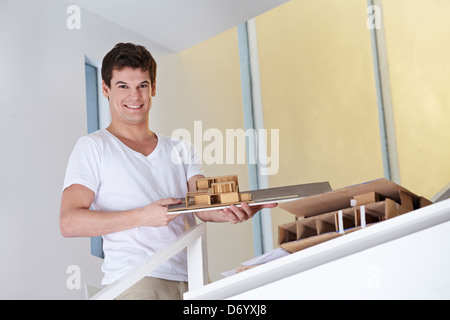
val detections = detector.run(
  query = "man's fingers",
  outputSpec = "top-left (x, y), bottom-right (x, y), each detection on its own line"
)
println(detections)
top-left (168, 213), bottom-right (182, 221)
top-left (158, 198), bottom-right (182, 207)
top-left (250, 202), bottom-right (278, 212)
top-left (229, 204), bottom-right (247, 220)
top-left (239, 202), bottom-right (254, 217)
top-left (222, 208), bottom-right (239, 224)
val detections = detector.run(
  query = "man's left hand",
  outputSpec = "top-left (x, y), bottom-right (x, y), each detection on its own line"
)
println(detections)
top-left (218, 202), bottom-right (277, 224)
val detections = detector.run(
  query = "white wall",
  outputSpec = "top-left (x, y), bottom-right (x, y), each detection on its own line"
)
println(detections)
top-left (0, 0), bottom-right (253, 299)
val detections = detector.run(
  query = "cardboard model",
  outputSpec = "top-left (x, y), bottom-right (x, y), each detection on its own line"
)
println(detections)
top-left (167, 175), bottom-right (332, 214)
top-left (278, 178), bottom-right (433, 253)
top-left (185, 175), bottom-right (252, 209)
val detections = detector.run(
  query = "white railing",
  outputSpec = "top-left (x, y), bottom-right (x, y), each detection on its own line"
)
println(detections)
top-left (89, 222), bottom-right (208, 300)
top-left (185, 199), bottom-right (450, 299)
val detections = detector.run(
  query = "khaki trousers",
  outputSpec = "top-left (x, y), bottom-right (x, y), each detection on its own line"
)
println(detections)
top-left (115, 276), bottom-right (189, 300)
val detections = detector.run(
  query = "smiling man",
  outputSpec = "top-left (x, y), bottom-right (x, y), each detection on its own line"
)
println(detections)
top-left (59, 43), bottom-right (275, 300)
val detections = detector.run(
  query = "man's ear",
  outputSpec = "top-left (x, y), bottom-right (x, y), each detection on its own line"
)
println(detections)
top-left (151, 80), bottom-right (156, 97)
top-left (102, 80), bottom-right (110, 99)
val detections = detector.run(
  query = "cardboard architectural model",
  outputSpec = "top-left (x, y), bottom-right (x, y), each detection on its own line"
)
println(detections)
top-left (167, 177), bottom-right (332, 214)
top-left (278, 178), bottom-right (433, 253)
top-left (185, 175), bottom-right (252, 209)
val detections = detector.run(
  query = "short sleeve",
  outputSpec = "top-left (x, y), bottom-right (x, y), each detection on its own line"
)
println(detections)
top-left (62, 136), bottom-right (102, 194)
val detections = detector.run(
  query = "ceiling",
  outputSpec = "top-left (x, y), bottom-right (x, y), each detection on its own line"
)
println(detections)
top-left (74, 0), bottom-right (290, 52)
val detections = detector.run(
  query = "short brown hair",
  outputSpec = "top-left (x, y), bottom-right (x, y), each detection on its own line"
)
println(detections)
top-left (101, 43), bottom-right (157, 88)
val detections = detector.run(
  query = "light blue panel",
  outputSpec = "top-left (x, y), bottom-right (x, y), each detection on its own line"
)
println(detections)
top-left (85, 63), bottom-right (100, 134)
top-left (237, 22), bottom-right (263, 257)
top-left (84, 62), bottom-right (104, 259)
top-left (366, 0), bottom-right (391, 181)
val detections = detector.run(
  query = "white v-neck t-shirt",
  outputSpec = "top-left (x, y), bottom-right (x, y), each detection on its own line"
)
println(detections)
top-left (63, 129), bottom-right (203, 285)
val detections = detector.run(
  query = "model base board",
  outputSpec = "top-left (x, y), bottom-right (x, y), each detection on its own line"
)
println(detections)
top-left (167, 180), bottom-right (332, 214)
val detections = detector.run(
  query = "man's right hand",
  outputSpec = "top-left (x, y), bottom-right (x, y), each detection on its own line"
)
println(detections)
top-left (60, 184), bottom-right (183, 237)
top-left (139, 198), bottom-right (182, 227)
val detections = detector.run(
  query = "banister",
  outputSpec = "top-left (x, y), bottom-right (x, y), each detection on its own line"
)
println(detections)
top-left (89, 222), bottom-right (208, 300)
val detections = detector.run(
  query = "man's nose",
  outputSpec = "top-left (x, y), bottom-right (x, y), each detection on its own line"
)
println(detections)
top-left (129, 87), bottom-right (142, 99)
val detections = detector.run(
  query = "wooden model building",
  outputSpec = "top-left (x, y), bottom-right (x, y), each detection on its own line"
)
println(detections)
top-left (185, 175), bottom-right (252, 209)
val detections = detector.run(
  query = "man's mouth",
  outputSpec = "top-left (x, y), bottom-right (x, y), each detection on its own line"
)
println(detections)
top-left (124, 104), bottom-right (144, 109)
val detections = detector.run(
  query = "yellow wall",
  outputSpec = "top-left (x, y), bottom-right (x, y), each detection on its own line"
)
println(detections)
top-left (382, 0), bottom-right (450, 198)
top-left (255, 0), bottom-right (385, 244)
top-left (159, 0), bottom-right (450, 278)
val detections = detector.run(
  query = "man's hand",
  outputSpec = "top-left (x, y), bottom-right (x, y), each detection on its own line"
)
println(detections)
top-left (195, 202), bottom-right (277, 223)
top-left (219, 202), bottom-right (278, 224)
top-left (139, 198), bottom-right (182, 227)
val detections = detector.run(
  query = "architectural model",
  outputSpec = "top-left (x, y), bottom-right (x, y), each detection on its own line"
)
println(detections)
top-left (185, 175), bottom-right (252, 209)
top-left (278, 178), bottom-right (433, 253)
top-left (166, 177), bottom-right (332, 214)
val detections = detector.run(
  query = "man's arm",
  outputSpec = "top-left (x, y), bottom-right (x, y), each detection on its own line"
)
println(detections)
top-left (59, 184), bottom-right (181, 238)
top-left (188, 175), bottom-right (276, 224)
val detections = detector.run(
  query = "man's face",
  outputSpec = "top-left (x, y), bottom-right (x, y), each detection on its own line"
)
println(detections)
top-left (102, 67), bottom-right (156, 126)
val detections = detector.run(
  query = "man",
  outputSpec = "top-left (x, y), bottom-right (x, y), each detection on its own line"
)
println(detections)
top-left (60, 43), bottom-right (275, 300)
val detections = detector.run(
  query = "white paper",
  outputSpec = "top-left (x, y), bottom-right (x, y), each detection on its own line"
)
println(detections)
top-left (241, 248), bottom-right (290, 266)
top-left (220, 248), bottom-right (290, 277)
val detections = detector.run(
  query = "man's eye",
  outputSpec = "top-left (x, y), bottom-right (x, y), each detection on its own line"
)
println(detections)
top-left (140, 84), bottom-right (148, 88)
top-left (118, 85), bottom-right (128, 89)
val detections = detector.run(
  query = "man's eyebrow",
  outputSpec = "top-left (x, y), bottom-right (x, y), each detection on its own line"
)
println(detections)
top-left (114, 80), bottom-right (149, 85)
